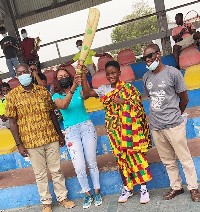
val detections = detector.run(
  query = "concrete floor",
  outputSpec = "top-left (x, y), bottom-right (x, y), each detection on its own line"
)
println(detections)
top-left (2, 186), bottom-right (200, 212)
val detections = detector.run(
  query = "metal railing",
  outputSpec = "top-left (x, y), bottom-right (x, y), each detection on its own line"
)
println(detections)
top-left (0, 0), bottom-right (200, 78)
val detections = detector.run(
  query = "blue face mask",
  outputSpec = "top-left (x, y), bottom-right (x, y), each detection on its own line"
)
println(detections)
top-left (77, 46), bottom-right (82, 51)
top-left (146, 60), bottom-right (159, 71)
top-left (21, 33), bottom-right (27, 38)
top-left (18, 74), bottom-right (32, 86)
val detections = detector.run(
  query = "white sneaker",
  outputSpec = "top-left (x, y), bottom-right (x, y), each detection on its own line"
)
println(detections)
top-left (140, 189), bottom-right (150, 204)
top-left (118, 189), bottom-right (133, 203)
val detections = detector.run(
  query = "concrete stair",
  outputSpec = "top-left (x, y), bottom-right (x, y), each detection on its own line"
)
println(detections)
top-left (1, 62), bottom-right (200, 210)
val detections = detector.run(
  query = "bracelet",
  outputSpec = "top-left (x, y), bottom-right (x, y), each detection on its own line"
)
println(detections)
top-left (69, 90), bottom-right (75, 94)
top-left (16, 143), bottom-right (22, 146)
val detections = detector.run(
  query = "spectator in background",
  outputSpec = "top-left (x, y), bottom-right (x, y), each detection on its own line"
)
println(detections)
top-left (0, 82), bottom-right (11, 129)
top-left (0, 26), bottom-right (19, 78)
top-left (172, 13), bottom-right (200, 69)
top-left (60, 40), bottom-right (110, 76)
top-left (30, 64), bottom-right (47, 87)
top-left (5, 63), bottom-right (75, 212)
top-left (20, 29), bottom-right (41, 73)
top-left (0, 77), bottom-right (2, 97)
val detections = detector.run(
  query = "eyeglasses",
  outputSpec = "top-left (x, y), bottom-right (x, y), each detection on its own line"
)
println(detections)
top-left (28, 61), bottom-right (38, 66)
top-left (142, 51), bottom-right (159, 61)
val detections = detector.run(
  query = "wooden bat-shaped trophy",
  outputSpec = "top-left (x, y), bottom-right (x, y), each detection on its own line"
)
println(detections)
top-left (76, 8), bottom-right (100, 75)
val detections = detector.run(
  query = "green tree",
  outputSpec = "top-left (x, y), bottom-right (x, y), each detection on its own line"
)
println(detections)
top-left (111, 1), bottom-right (158, 57)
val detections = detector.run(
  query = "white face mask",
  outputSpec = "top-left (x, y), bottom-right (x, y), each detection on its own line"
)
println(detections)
top-left (18, 74), bottom-right (32, 86)
top-left (146, 60), bottom-right (159, 71)
top-left (77, 46), bottom-right (82, 51)
top-left (2, 33), bottom-right (7, 38)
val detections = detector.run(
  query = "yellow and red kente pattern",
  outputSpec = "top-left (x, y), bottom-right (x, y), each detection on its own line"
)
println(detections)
top-left (5, 84), bottom-right (59, 148)
top-left (100, 81), bottom-right (152, 190)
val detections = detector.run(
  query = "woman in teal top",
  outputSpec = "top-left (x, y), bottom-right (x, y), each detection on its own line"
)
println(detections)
top-left (52, 68), bottom-right (102, 209)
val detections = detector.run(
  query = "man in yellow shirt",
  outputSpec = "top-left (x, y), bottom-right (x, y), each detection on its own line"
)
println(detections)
top-left (61, 40), bottom-right (109, 75)
top-left (5, 64), bottom-right (75, 212)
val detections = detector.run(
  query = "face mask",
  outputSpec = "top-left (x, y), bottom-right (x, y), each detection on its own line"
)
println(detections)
top-left (18, 74), bottom-right (32, 86)
top-left (21, 33), bottom-right (27, 38)
top-left (146, 60), bottom-right (159, 71)
top-left (59, 77), bottom-right (73, 89)
top-left (2, 33), bottom-right (7, 38)
top-left (77, 46), bottom-right (82, 51)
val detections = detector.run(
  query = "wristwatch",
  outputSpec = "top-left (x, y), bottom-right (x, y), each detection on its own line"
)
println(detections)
top-left (69, 90), bottom-right (75, 94)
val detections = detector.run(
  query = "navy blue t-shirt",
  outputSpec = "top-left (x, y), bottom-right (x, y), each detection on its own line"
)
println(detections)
top-left (0, 36), bottom-right (17, 59)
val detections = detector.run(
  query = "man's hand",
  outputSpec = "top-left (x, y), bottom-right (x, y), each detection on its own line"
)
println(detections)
top-left (3, 42), bottom-right (10, 49)
top-left (59, 134), bottom-right (65, 147)
top-left (1, 115), bottom-right (7, 122)
top-left (111, 97), bottom-right (126, 105)
top-left (30, 65), bottom-right (38, 77)
top-left (18, 144), bottom-right (28, 157)
top-left (31, 50), bottom-right (37, 55)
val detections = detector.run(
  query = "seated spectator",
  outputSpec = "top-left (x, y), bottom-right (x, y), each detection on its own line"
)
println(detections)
top-left (172, 13), bottom-right (200, 69)
top-left (60, 39), bottom-right (110, 75)
top-left (30, 65), bottom-right (47, 87)
top-left (0, 82), bottom-right (11, 129)
top-left (0, 78), bottom-right (3, 99)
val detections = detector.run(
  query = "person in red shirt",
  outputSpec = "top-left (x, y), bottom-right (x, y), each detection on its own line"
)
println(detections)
top-left (172, 13), bottom-right (200, 69)
top-left (20, 29), bottom-right (41, 73)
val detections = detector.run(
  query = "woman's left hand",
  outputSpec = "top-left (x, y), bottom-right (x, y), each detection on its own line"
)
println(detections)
top-left (111, 97), bottom-right (126, 105)
top-left (74, 74), bottom-right (82, 85)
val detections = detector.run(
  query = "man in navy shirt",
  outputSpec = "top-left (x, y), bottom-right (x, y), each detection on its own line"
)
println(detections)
top-left (0, 26), bottom-right (19, 78)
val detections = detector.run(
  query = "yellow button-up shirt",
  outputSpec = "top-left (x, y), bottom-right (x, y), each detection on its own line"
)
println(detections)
top-left (5, 84), bottom-right (59, 148)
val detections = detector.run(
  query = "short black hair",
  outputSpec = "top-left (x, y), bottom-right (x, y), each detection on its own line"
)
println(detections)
top-left (15, 63), bottom-right (29, 71)
top-left (21, 29), bottom-right (26, 33)
top-left (2, 82), bottom-right (10, 89)
top-left (0, 26), bottom-right (6, 32)
top-left (105, 60), bottom-right (120, 71)
top-left (176, 13), bottom-right (183, 19)
top-left (76, 40), bottom-right (82, 45)
top-left (145, 43), bottom-right (160, 52)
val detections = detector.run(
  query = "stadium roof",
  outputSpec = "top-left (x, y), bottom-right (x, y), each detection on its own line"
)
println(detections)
top-left (0, 0), bottom-right (111, 28)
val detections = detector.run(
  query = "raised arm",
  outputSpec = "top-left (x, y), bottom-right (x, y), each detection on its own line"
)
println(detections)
top-left (81, 72), bottom-right (98, 99)
top-left (60, 59), bottom-right (74, 67)
top-left (95, 52), bottom-right (111, 57)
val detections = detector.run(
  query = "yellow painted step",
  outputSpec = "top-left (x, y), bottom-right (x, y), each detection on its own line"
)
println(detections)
top-left (0, 128), bottom-right (17, 155)
top-left (184, 64), bottom-right (200, 90)
top-left (84, 97), bottom-right (104, 113)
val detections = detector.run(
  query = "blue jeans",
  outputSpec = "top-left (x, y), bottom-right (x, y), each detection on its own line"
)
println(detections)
top-left (6, 57), bottom-right (19, 78)
top-left (65, 120), bottom-right (100, 192)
